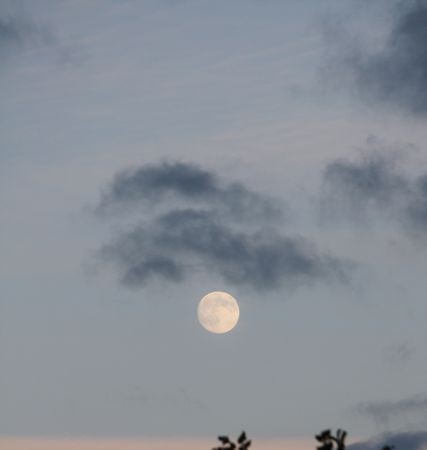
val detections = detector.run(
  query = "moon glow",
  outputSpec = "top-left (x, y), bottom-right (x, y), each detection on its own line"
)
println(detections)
top-left (197, 291), bottom-right (240, 334)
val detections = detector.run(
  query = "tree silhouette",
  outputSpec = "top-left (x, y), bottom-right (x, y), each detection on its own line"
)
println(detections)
top-left (210, 427), bottom-right (395, 450)
top-left (212, 431), bottom-right (252, 450)
top-left (315, 429), bottom-right (347, 450)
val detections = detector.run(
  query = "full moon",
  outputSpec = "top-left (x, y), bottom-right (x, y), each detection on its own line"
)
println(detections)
top-left (197, 291), bottom-right (240, 334)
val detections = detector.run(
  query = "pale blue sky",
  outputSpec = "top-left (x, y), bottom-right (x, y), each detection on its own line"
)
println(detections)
top-left (1, 0), bottom-right (427, 442)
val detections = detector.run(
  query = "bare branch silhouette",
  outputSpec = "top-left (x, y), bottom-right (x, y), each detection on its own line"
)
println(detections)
top-left (213, 431), bottom-right (251, 450)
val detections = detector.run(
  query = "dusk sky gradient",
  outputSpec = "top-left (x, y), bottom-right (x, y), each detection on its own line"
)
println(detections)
top-left (1, 1), bottom-right (427, 449)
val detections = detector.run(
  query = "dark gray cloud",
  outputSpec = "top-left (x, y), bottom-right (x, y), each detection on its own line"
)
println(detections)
top-left (321, 147), bottom-right (427, 231)
top-left (97, 161), bottom-right (281, 221)
top-left (326, 0), bottom-right (427, 115)
top-left (350, 431), bottom-right (427, 450)
top-left (97, 162), bottom-right (347, 290)
top-left (355, 393), bottom-right (427, 426)
top-left (101, 162), bottom-right (218, 203)
top-left (100, 208), bottom-right (345, 290)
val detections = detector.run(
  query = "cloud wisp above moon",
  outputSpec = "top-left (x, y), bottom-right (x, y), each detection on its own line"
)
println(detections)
top-left (96, 161), bottom-right (348, 291)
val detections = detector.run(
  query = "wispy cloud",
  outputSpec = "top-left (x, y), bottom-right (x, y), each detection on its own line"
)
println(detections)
top-left (383, 342), bottom-right (415, 366)
top-left (350, 431), bottom-right (427, 450)
top-left (0, 14), bottom-right (52, 54)
top-left (0, 18), bottom-right (23, 44)
top-left (0, 7), bottom-right (80, 66)
top-left (96, 161), bottom-right (348, 291)
top-left (97, 161), bottom-right (280, 222)
top-left (320, 142), bottom-right (427, 232)
top-left (323, 0), bottom-right (427, 115)
top-left (354, 393), bottom-right (427, 427)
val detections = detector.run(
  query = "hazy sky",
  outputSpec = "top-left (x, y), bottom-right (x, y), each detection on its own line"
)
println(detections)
top-left (1, 0), bottom-right (427, 448)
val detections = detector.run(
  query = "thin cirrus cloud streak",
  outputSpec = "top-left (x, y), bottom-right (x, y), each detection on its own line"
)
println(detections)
top-left (323, 0), bottom-right (427, 115)
top-left (95, 161), bottom-right (348, 291)
top-left (320, 145), bottom-right (427, 232)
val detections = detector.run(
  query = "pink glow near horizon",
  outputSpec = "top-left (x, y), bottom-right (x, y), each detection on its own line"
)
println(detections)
top-left (0, 437), bottom-right (315, 450)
